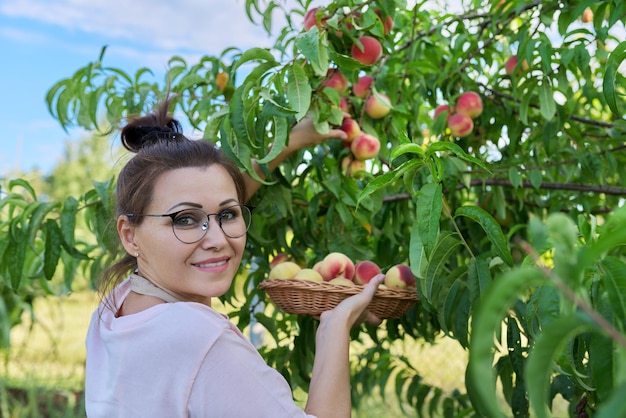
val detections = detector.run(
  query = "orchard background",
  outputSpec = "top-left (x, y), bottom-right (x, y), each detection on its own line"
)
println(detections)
top-left (2, 0), bottom-right (626, 416)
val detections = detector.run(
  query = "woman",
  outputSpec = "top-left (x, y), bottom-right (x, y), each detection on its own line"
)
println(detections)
top-left (85, 99), bottom-right (383, 417)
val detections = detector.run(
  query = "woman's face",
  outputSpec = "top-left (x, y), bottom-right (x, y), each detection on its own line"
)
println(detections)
top-left (119, 165), bottom-right (246, 305)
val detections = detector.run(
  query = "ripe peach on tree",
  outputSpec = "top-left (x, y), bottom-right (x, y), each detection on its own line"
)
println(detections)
top-left (340, 117), bottom-right (361, 142)
top-left (447, 113), bottom-right (474, 138)
top-left (323, 68), bottom-right (348, 94)
top-left (303, 7), bottom-right (328, 31)
top-left (365, 93), bottom-right (391, 119)
top-left (351, 36), bottom-right (383, 65)
top-left (353, 75), bottom-right (374, 99)
top-left (434, 104), bottom-right (452, 121)
top-left (455, 92), bottom-right (483, 119)
top-left (351, 133), bottom-right (381, 161)
top-left (341, 157), bottom-right (367, 178)
top-left (505, 55), bottom-right (529, 76)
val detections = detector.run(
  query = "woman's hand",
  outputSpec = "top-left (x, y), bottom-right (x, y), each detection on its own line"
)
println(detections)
top-left (320, 274), bottom-right (384, 328)
top-left (244, 115), bottom-right (348, 200)
top-left (287, 115), bottom-right (348, 151)
top-left (306, 274), bottom-right (384, 418)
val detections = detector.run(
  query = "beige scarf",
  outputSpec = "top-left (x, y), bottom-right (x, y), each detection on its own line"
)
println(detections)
top-left (129, 273), bottom-right (181, 303)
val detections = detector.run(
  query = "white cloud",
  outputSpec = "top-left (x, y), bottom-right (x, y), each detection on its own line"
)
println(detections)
top-left (0, 0), bottom-right (281, 63)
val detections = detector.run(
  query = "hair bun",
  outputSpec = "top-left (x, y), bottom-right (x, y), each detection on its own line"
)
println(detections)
top-left (121, 124), bottom-right (184, 152)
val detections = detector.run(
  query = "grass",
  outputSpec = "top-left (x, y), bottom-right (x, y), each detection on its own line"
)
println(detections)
top-left (1, 291), bottom-right (472, 417)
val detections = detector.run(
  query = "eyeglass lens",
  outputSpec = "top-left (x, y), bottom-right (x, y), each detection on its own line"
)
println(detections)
top-left (171, 205), bottom-right (252, 243)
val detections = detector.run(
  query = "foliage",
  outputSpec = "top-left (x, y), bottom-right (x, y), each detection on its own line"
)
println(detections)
top-left (3, 0), bottom-right (626, 416)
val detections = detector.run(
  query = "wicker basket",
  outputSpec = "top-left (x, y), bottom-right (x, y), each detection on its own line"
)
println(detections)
top-left (257, 279), bottom-right (418, 319)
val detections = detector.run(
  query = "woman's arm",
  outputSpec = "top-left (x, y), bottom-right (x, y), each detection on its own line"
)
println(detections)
top-left (304, 275), bottom-right (384, 418)
top-left (243, 117), bottom-right (348, 201)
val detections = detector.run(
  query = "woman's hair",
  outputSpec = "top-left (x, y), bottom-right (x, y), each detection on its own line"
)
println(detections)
top-left (98, 97), bottom-right (247, 299)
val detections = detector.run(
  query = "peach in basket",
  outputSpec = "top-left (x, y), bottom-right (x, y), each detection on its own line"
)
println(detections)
top-left (258, 254), bottom-right (418, 319)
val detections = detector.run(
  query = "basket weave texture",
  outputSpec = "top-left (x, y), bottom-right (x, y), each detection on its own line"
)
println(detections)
top-left (258, 279), bottom-right (418, 319)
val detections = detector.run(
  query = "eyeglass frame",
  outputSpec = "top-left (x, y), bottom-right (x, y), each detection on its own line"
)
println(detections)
top-left (125, 204), bottom-right (255, 243)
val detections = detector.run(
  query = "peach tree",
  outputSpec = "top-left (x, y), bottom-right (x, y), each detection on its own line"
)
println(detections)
top-left (3, 0), bottom-right (626, 415)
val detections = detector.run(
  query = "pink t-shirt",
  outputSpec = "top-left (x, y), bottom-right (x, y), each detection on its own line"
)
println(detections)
top-left (85, 278), bottom-right (316, 417)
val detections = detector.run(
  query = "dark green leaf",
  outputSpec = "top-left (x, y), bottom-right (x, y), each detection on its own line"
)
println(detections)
top-left (526, 313), bottom-right (594, 418)
top-left (468, 267), bottom-right (545, 418)
top-left (455, 205), bottom-right (514, 267)
top-left (286, 62), bottom-right (311, 121)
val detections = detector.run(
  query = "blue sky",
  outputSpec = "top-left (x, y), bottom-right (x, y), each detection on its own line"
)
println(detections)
top-left (0, 0), bottom-right (302, 177)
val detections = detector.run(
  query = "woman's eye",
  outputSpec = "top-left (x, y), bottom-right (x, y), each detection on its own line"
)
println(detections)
top-left (219, 209), bottom-right (238, 222)
top-left (174, 213), bottom-right (202, 227)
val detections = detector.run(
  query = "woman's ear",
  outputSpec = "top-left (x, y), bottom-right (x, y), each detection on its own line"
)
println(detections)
top-left (118, 215), bottom-right (139, 256)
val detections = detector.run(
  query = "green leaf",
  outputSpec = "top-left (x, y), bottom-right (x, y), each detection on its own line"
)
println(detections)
top-left (508, 167), bottom-right (521, 189)
top-left (600, 257), bottom-right (626, 321)
top-left (529, 169), bottom-right (542, 190)
top-left (426, 141), bottom-right (491, 173)
top-left (262, 2), bottom-right (276, 33)
top-left (243, 61), bottom-right (280, 89)
top-left (423, 232), bottom-right (461, 302)
top-left (539, 81), bottom-right (556, 120)
top-left (8, 178), bottom-right (37, 200)
top-left (455, 205), bottom-right (514, 267)
top-left (526, 313), bottom-right (594, 418)
top-left (43, 220), bottom-right (63, 280)
top-left (390, 143), bottom-right (426, 161)
top-left (602, 41), bottom-right (626, 115)
top-left (467, 256), bottom-right (491, 306)
top-left (256, 116), bottom-right (288, 165)
top-left (416, 183), bottom-right (443, 257)
top-left (60, 196), bottom-right (78, 246)
top-left (295, 28), bottom-right (328, 76)
top-left (468, 267), bottom-right (546, 418)
top-left (26, 201), bottom-right (61, 252)
top-left (232, 47), bottom-right (277, 72)
top-left (229, 85), bottom-right (251, 146)
top-left (204, 107), bottom-right (230, 140)
top-left (357, 169), bottom-right (401, 207)
top-left (409, 221), bottom-right (427, 280)
top-left (286, 63), bottom-right (311, 121)
top-left (595, 381), bottom-right (626, 418)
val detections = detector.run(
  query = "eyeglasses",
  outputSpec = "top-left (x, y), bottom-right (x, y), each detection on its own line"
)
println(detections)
top-left (127, 204), bottom-right (254, 243)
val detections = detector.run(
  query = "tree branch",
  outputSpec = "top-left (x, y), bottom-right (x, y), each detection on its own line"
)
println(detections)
top-left (467, 178), bottom-right (626, 195)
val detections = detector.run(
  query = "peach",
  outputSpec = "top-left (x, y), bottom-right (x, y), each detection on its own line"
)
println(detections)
top-left (447, 113), bottom-right (474, 138)
top-left (294, 268), bottom-right (324, 282)
top-left (328, 277), bottom-right (355, 286)
top-left (455, 91), bottom-right (483, 119)
top-left (365, 93), bottom-right (391, 119)
top-left (304, 7), bottom-right (326, 31)
top-left (384, 264), bottom-right (416, 289)
top-left (351, 36), bottom-right (383, 66)
top-left (324, 69), bottom-right (348, 94)
top-left (268, 261), bottom-right (301, 280)
top-left (374, 10), bottom-right (394, 35)
top-left (318, 252), bottom-right (355, 281)
top-left (341, 157), bottom-right (367, 178)
top-left (351, 133), bottom-right (381, 161)
top-left (339, 97), bottom-right (349, 112)
top-left (505, 55), bottom-right (529, 76)
top-left (341, 117), bottom-right (361, 142)
top-left (581, 7), bottom-right (593, 23)
top-left (269, 253), bottom-right (289, 269)
top-left (353, 75), bottom-right (374, 99)
top-left (216, 72), bottom-right (229, 92)
top-left (433, 104), bottom-right (451, 121)
top-left (354, 260), bottom-right (382, 285)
